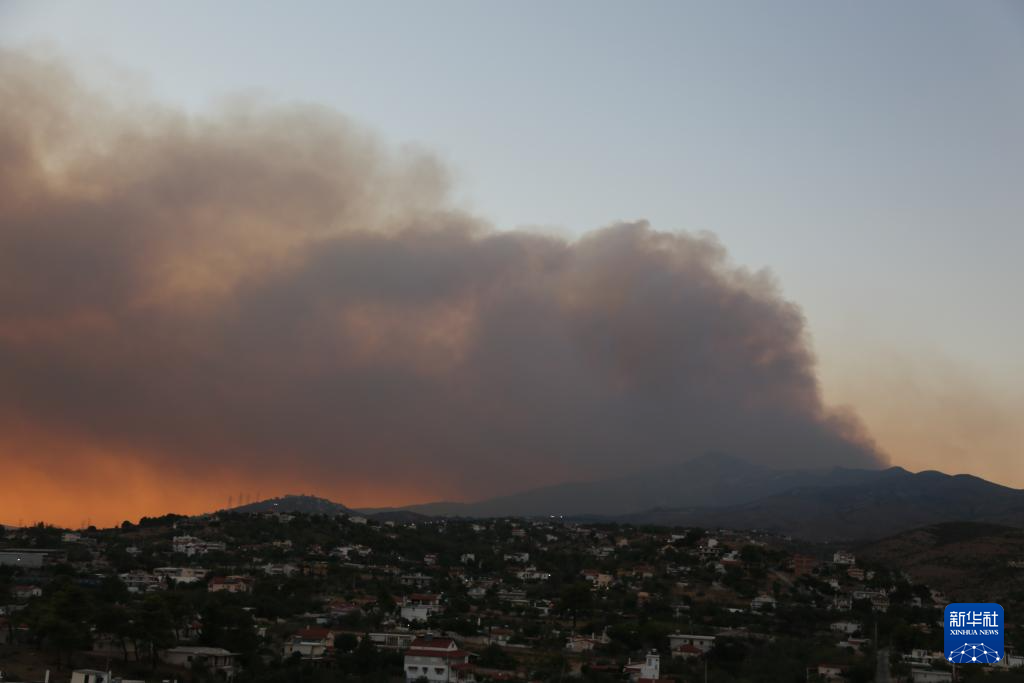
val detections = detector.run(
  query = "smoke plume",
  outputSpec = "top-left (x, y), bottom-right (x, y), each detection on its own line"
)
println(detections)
top-left (0, 51), bottom-right (884, 522)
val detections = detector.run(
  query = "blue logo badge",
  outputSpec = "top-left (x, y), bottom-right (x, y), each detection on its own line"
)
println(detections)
top-left (944, 603), bottom-right (1004, 664)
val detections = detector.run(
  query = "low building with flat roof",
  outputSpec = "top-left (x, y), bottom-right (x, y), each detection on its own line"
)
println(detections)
top-left (0, 548), bottom-right (66, 568)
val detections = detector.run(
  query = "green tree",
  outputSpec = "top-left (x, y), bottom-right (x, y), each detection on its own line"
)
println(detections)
top-left (131, 594), bottom-right (176, 669)
top-left (334, 632), bottom-right (359, 655)
top-left (558, 582), bottom-right (593, 631)
top-left (94, 603), bottom-right (133, 661)
top-left (477, 643), bottom-right (517, 670)
top-left (97, 575), bottom-right (130, 603)
top-left (199, 597), bottom-right (259, 666)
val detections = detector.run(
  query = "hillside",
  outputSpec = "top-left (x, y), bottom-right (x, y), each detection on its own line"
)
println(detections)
top-left (228, 494), bottom-right (353, 516)
top-left (379, 453), bottom-right (884, 518)
top-left (858, 522), bottom-right (1024, 600)
top-left (623, 468), bottom-right (1024, 541)
top-left (364, 453), bottom-right (1024, 542)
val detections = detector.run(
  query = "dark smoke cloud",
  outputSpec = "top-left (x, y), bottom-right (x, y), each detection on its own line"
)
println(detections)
top-left (0, 50), bottom-right (885, 503)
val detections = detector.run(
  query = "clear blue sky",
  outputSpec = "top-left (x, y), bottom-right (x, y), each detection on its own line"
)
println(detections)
top-left (2, 0), bottom-right (1022, 482)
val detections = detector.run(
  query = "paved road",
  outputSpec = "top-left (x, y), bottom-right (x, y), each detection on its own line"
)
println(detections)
top-left (875, 648), bottom-right (891, 683)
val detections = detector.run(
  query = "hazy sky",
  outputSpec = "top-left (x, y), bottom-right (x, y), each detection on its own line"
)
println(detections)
top-left (1, 1), bottom-right (1022, 524)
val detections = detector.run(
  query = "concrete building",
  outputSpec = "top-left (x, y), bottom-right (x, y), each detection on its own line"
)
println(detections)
top-left (625, 650), bottom-right (662, 682)
top-left (70, 669), bottom-right (146, 683)
top-left (400, 594), bottom-right (443, 622)
top-left (0, 549), bottom-right (65, 567)
top-left (368, 632), bottom-right (416, 650)
top-left (668, 634), bottom-right (715, 658)
top-left (403, 636), bottom-right (469, 683)
top-left (161, 646), bottom-right (238, 679)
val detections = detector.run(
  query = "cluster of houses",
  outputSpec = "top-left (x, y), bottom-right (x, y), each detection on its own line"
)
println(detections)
top-left (2, 511), bottom-right (1022, 683)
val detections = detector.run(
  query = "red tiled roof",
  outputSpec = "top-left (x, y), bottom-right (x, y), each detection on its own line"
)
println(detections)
top-left (405, 648), bottom-right (469, 660)
top-left (298, 627), bottom-right (332, 640)
top-left (410, 636), bottom-right (455, 649)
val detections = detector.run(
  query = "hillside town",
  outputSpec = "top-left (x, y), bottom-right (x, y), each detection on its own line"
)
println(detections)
top-left (2, 509), bottom-right (1023, 683)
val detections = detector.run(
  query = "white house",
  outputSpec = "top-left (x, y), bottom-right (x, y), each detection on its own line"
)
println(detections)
top-left (283, 627), bottom-right (333, 660)
top-left (581, 569), bottom-right (613, 587)
top-left (69, 671), bottom-right (145, 683)
top-left (161, 646), bottom-right (238, 679)
top-left (368, 632), bottom-right (416, 650)
top-left (400, 573), bottom-right (433, 588)
top-left (209, 576), bottom-right (253, 594)
top-left (70, 671), bottom-right (111, 683)
top-left (172, 535), bottom-right (226, 557)
top-left (910, 666), bottom-right (952, 682)
top-left (400, 594), bottom-right (443, 622)
top-left (1003, 653), bottom-right (1024, 669)
top-left (153, 566), bottom-right (207, 584)
top-left (668, 634), bottom-right (715, 658)
top-left (750, 594), bottom-right (777, 612)
top-left (903, 650), bottom-right (941, 666)
top-left (816, 664), bottom-right (846, 681)
top-left (12, 585), bottom-right (43, 600)
top-left (403, 636), bottom-right (469, 683)
top-left (565, 633), bottom-right (609, 652)
top-left (260, 563), bottom-right (300, 577)
top-left (624, 651), bottom-right (661, 682)
top-left (832, 551), bottom-right (856, 566)
top-left (488, 627), bottom-right (513, 646)
top-left (838, 637), bottom-right (870, 653)
top-left (0, 549), bottom-right (63, 568)
top-left (515, 567), bottom-right (551, 582)
top-left (852, 590), bottom-right (890, 612)
top-left (532, 599), bottom-right (554, 616)
top-left (830, 621), bottom-right (862, 635)
top-left (119, 571), bottom-right (161, 593)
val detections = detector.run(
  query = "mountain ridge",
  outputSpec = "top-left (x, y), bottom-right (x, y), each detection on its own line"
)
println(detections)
top-left (216, 456), bottom-right (1024, 542)
top-left (226, 494), bottom-right (353, 516)
top-left (360, 453), bottom-right (894, 518)
top-left (617, 465), bottom-right (1024, 540)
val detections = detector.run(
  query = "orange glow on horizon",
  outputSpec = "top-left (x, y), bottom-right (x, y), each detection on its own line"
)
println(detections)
top-left (0, 424), bottom-right (442, 529)
top-left (0, 462), bottom-right (445, 530)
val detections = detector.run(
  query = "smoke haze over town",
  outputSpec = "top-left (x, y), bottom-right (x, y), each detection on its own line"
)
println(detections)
top-left (1, 1), bottom-right (1022, 528)
top-left (1, 50), bottom-right (888, 526)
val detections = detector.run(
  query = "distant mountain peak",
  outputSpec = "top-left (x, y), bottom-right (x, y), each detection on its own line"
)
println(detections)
top-left (685, 451), bottom-right (758, 468)
top-left (228, 494), bottom-right (352, 515)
